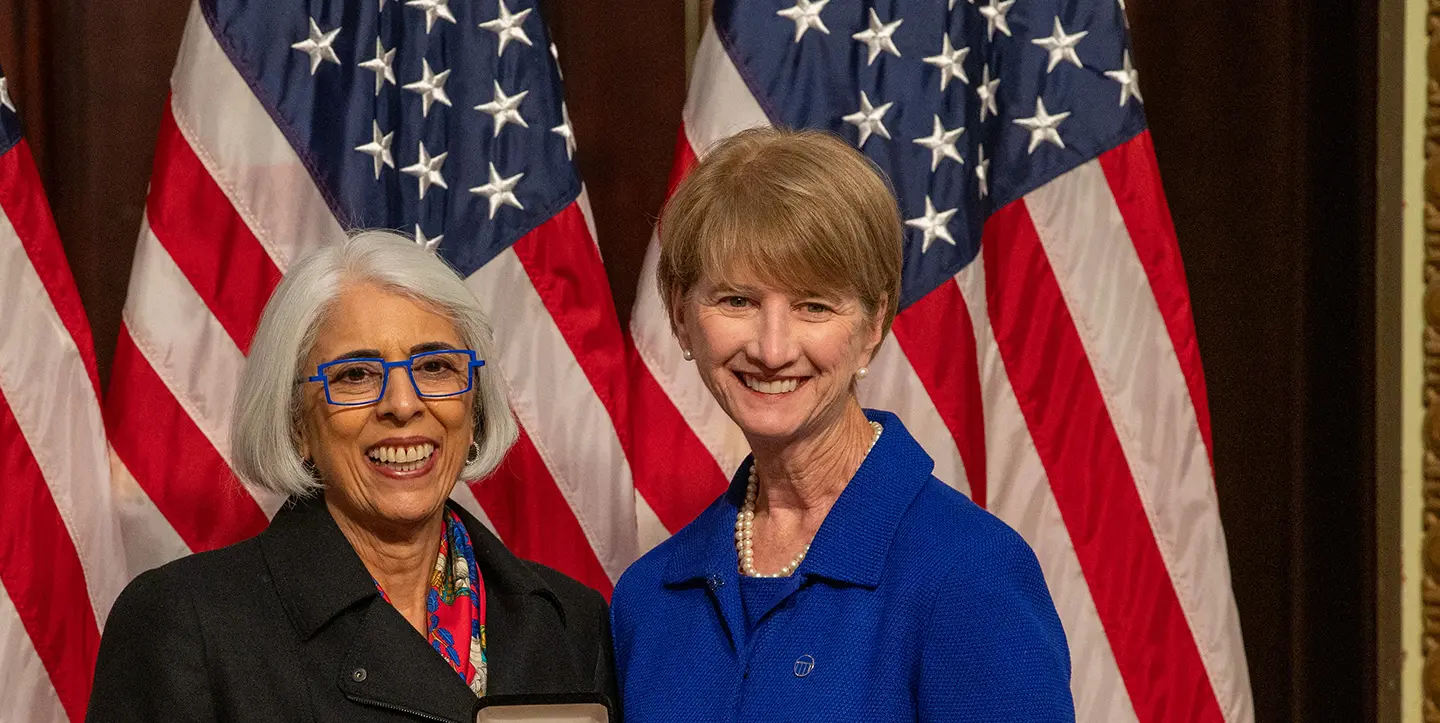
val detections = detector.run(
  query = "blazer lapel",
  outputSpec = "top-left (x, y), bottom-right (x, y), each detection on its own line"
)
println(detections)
top-left (260, 495), bottom-right (589, 715)
top-left (261, 495), bottom-right (479, 722)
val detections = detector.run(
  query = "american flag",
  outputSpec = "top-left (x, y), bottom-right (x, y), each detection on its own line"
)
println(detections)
top-left (0, 0), bottom-right (1256, 719)
top-left (629, 1), bottom-right (1255, 721)
top-left (104, 0), bottom-right (640, 634)
top-left (0, 63), bottom-right (127, 721)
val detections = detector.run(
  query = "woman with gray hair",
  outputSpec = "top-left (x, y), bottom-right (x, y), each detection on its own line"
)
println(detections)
top-left (87, 231), bottom-right (617, 722)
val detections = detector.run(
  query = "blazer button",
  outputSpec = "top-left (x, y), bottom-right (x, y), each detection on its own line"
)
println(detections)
top-left (352, 668), bottom-right (367, 682)
top-left (707, 574), bottom-right (724, 589)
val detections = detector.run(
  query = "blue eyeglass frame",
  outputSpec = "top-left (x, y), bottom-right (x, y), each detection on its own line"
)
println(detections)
top-left (305, 349), bottom-right (486, 407)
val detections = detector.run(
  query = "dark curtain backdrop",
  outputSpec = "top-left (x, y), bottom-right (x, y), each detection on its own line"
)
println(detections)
top-left (0, 0), bottom-right (1378, 720)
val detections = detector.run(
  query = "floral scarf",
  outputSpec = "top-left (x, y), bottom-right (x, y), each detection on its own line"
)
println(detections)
top-left (374, 508), bottom-right (488, 695)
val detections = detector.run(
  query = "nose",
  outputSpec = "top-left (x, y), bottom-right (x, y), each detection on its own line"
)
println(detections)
top-left (750, 300), bottom-right (801, 370)
top-left (375, 365), bottom-right (424, 423)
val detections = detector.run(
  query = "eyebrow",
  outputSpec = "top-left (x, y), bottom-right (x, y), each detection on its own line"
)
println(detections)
top-left (712, 283), bottom-right (839, 302)
top-left (325, 341), bottom-right (459, 362)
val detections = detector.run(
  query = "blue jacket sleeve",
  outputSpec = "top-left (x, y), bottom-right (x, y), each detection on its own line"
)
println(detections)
top-left (917, 530), bottom-right (1075, 721)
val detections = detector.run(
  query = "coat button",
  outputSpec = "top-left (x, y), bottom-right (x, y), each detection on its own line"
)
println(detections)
top-left (352, 668), bottom-right (367, 682)
top-left (794, 655), bottom-right (815, 678)
top-left (707, 574), bottom-right (724, 589)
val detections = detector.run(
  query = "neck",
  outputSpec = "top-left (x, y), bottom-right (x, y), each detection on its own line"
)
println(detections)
top-left (326, 497), bottom-right (444, 634)
top-left (749, 402), bottom-right (874, 516)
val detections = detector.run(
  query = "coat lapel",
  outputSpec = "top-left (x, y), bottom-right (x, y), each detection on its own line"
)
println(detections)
top-left (259, 495), bottom-right (589, 718)
top-left (336, 600), bottom-right (480, 722)
top-left (260, 495), bottom-right (479, 722)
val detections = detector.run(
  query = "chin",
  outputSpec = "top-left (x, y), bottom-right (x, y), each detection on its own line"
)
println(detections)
top-left (365, 477), bottom-right (453, 525)
top-left (731, 409), bottom-right (806, 443)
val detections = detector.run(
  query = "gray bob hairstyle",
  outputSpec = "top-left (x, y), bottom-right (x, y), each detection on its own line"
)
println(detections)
top-left (229, 230), bottom-right (518, 498)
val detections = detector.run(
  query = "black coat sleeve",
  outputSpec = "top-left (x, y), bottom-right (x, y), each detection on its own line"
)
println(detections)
top-left (86, 566), bottom-right (218, 722)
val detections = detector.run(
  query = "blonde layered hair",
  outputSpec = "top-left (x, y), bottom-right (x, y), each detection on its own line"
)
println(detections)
top-left (657, 126), bottom-right (903, 336)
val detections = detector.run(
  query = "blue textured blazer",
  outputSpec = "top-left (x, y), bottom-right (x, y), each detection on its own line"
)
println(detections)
top-left (611, 409), bottom-right (1074, 721)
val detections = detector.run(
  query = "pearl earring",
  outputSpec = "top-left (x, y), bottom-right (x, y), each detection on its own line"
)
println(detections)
top-left (682, 349), bottom-right (694, 361)
top-left (856, 367), bottom-right (868, 380)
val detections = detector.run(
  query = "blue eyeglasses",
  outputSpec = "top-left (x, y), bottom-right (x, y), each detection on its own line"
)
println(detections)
top-left (305, 349), bottom-right (486, 406)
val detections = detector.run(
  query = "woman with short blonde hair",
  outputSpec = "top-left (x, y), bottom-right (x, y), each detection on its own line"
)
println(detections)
top-left (612, 127), bottom-right (1073, 721)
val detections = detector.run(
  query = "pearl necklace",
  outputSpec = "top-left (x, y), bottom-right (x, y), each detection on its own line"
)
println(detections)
top-left (736, 421), bottom-right (883, 578)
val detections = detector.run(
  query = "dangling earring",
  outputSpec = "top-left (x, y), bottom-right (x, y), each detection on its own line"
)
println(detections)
top-left (466, 441), bottom-right (481, 464)
top-left (682, 349), bottom-right (694, 361)
top-left (856, 367), bottom-right (868, 380)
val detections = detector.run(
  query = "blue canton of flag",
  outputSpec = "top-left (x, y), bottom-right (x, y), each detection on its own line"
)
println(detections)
top-left (203, 0), bottom-right (578, 277)
top-left (718, 0), bottom-right (1144, 309)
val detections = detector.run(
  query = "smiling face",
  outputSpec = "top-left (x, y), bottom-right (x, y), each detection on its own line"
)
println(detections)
top-left (675, 269), bottom-right (884, 447)
top-left (297, 283), bottom-right (475, 533)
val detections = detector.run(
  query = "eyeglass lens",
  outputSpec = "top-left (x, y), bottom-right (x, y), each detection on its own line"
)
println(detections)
top-left (323, 352), bottom-right (473, 403)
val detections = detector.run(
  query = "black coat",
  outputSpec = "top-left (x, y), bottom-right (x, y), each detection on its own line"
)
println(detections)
top-left (86, 494), bottom-right (618, 722)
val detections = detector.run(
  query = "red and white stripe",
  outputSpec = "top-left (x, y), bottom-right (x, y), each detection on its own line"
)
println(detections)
top-left (104, 2), bottom-right (642, 598)
top-left (0, 136), bottom-right (127, 720)
top-left (628, 24), bottom-right (1254, 722)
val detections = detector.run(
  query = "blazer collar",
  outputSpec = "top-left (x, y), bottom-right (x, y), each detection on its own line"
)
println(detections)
top-left (260, 493), bottom-right (565, 637)
top-left (662, 409), bottom-right (934, 590)
top-left (258, 493), bottom-right (378, 640)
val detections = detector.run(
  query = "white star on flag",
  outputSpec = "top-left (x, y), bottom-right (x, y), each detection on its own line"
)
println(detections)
top-left (975, 145), bottom-right (990, 198)
top-left (1031, 17), bottom-right (1088, 73)
top-left (777, 0), bottom-right (830, 42)
top-left (406, 0), bottom-right (457, 33)
top-left (1104, 51), bottom-right (1143, 106)
top-left (0, 76), bottom-right (12, 112)
top-left (553, 103), bottom-right (577, 159)
top-left (1013, 97), bottom-right (1071, 153)
top-left (913, 115), bottom-right (964, 172)
top-left (475, 81), bottom-right (529, 137)
top-left (414, 225), bottom-right (443, 252)
top-left (851, 8), bottom-right (902, 66)
top-left (401, 143), bottom-right (448, 199)
top-left (403, 59), bottom-right (452, 117)
top-left (291, 18), bottom-right (341, 75)
top-left (976, 64), bottom-right (1000, 122)
top-left (979, 0), bottom-right (1015, 40)
top-left (842, 91), bottom-right (894, 147)
top-left (470, 162), bottom-right (526, 219)
top-left (479, 0), bottom-right (534, 57)
top-left (355, 120), bottom-right (395, 179)
top-left (905, 196), bottom-right (958, 252)
top-left (922, 35), bottom-right (970, 92)
top-left (358, 38), bottom-right (397, 96)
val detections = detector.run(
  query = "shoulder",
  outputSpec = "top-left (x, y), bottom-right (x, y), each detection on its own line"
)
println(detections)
top-left (99, 537), bottom-right (268, 673)
top-left (902, 476), bottom-right (1044, 584)
top-left (902, 480), bottom-right (1073, 701)
top-left (522, 559), bottom-right (608, 620)
top-left (110, 538), bottom-right (264, 620)
top-left (612, 494), bottom-right (728, 615)
top-left (453, 505), bottom-right (608, 631)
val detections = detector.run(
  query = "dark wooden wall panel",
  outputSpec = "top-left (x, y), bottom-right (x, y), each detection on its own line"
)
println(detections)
top-left (1130, 0), bottom-right (1378, 719)
top-left (543, 0), bottom-right (685, 323)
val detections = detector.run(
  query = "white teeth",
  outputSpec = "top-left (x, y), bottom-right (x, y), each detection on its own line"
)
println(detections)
top-left (742, 375), bottom-right (798, 394)
top-left (368, 442), bottom-right (435, 466)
